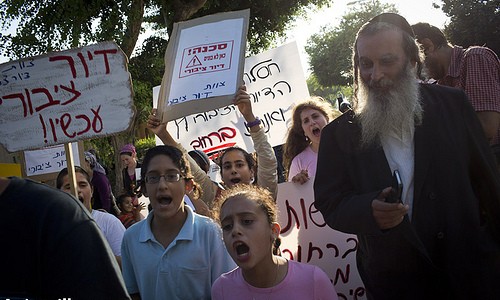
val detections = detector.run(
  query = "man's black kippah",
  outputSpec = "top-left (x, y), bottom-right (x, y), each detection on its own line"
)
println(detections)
top-left (368, 13), bottom-right (415, 38)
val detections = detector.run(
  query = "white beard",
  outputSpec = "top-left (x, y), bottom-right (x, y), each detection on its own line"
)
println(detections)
top-left (355, 62), bottom-right (423, 148)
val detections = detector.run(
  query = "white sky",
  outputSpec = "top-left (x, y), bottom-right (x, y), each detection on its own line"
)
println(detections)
top-left (0, 0), bottom-right (449, 73)
top-left (285, 0), bottom-right (449, 74)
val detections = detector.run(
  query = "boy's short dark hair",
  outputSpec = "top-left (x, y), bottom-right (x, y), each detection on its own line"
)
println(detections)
top-left (56, 166), bottom-right (91, 189)
top-left (411, 22), bottom-right (448, 48)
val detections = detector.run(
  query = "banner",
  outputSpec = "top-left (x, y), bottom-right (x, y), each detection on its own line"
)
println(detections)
top-left (23, 143), bottom-right (82, 177)
top-left (157, 9), bottom-right (250, 122)
top-left (154, 41), bottom-right (309, 156)
top-left (277, 180), bottom-right (366, 299)
top-left (0, 41), bottom-right (135, 152)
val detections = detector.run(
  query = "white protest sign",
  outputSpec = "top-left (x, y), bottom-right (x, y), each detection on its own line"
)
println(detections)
top-left (277, 180), bottom-right (367, 299)
top-left (24, 143), bottom-right (81, 176)
top-left (158, 9), bottom-right (250, 122)
top-left (0, 41), bottom-right (135, 152)
top-left (154, 41), bottom-right (309, 156)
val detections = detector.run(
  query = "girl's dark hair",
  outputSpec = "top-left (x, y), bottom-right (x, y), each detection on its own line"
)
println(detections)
top-left (56, 166), bottom-right (91, 189)
top-left (140, 145), bottom-right (192, 192)
top-left (215, 184), bottom-right (281, 254)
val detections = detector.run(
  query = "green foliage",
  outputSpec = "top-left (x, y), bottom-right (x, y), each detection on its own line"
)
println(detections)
top-left (0, 0), bottom-right (129, 58)
top-left (306, 74), bottom-right (353, 110)
top-left (134, 136), bottom-right (156, 163)
top-left (305, 0), bottom-right (396, 87)
top-left (438, 0), bottom-right (499, 55)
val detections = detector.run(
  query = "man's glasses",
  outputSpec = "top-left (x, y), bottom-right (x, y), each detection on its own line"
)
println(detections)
top-left (144, 173), bottom-right (183, 184)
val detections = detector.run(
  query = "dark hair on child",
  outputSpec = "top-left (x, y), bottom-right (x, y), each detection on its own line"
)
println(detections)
top-left (140, 145), bottom-right (193, 192)
top-left (56, 166), bottom-right (91, 189)
top-left (215, 184), bottom-right (281, 255)
top-left (116, 193), bottom-right (132, 207)
top-left (218, 147), bottom-right (256, 174)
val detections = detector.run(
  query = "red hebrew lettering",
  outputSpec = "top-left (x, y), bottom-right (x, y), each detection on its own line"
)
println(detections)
top-left (75, 114), bottom-right (91, 135)
top-left (208, 131), bottom-right (223, 144)
top-left (90, 105), bottom-right (103, 133)
top-left (306, 242), bottom-right (323, 262)
top-left (94, 49), bottom-right (118, 74)
top-left (2, 89), bottom-right (32, 117)
top-left (59, 80), bottom-right (81, 105)
top-left (49, 55), bottom-right (77, 78)
top-left (342, 238), bottom-right (358, 259)
top-left (32, 87), bottom-right (60, 112)
top-left (333, 264), bottom-right (351, 285)
top-left (326, 243), bottom-right (339, 257)
top-left (309, 202), bottom-right (326, 227)
top-left (280, 199), bottom-right (300, 233)
top-left (217, 43), bottom-right (227, 50)
top-left (77, 52), bottom-right (89, 77)
top-left (60, 113), bottom-right (76, 138)
top-left (219, 127), bottom-right (237, 140)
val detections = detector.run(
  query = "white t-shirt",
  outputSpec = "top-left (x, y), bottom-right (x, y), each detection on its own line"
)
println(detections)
top-left (92, 209), bottom-right (126, 256)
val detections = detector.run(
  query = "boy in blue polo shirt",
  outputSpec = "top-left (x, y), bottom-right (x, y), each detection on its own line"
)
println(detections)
top-left (121, 145), bottom-right (235, 299)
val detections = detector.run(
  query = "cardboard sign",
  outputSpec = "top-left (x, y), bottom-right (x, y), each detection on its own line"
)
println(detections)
top-left (157, 9), bottom-right (250, 122)
top-left (277, 180), bottom-right (367, 299)
top-left (23, 142), bottom-right (82, 177)
top-left (0, 41), bottom-right (135, 152)
top-left (154, 41), bottom-right (309, 156)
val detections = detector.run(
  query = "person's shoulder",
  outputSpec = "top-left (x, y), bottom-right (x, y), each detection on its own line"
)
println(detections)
top-left (193, 211), bottom-right (220, 230)
top-left (419, 82), bottom-right (467, 100)
top-left (8, 177), bottom-right (90, 214)
top-left (323, 109), bottom-right (354, 131)
top-left (419, 83), bottom-right (471, 112)
top-left (123, 217), bottom-right (147, 237)
top-left (464, 45), bottom-right (499, 59)
top-left (214, 267), bottom-right (240, 284)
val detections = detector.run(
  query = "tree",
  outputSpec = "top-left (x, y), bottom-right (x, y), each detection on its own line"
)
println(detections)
top-left (437, 0), bottom-right (499, 55)
top-left (0, 0), bottom-right (329, 193)
top-left (305, 0), bottom-right (396, 87)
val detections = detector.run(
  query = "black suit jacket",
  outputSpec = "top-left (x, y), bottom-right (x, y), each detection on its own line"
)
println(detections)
top-left (314, 84), bottom-right (500, 299)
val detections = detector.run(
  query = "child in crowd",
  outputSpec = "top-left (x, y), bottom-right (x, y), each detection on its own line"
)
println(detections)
top-left (120, 143), bottom-right (141, 204)
top-left (121, 145), bottom-right (236, 300)
top-left (283, 96), bottom-right (340, 184)
top-left (147, 85), bottom-right (278, 207)
top-left (116, 193), bottom-right (146, 228)
top-left (56, 166), bottom-right (126, 265)
top-left (212, 184), bottom-right (338, 299)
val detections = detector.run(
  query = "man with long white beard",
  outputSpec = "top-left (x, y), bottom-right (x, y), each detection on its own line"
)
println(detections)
top-left (314, 13), bottom-right (500, 300)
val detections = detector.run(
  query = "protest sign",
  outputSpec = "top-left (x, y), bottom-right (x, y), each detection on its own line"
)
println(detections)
top-left (0, 41), bottom-right (135, 152)
top-left (153, 41), bottom-right (309, 156)
top-left (22, 142), bottom-right (83, 179)
top-left (277, 180), bottom-right (366, 299)
top-left (157, 9), bottom-right (250, 122)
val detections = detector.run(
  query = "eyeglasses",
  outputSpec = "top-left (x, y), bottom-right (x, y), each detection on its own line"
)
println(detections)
top-left (144, 173), bottom-right (183, 184)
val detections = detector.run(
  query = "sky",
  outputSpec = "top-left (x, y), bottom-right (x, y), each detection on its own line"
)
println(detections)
top-left (284, 0), bottom-right (449, 74)
top-left (0, 0), bottom-right (449, 69)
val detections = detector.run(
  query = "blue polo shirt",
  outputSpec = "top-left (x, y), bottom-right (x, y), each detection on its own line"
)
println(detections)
top-left (121, 205), bottom-right (236, 299)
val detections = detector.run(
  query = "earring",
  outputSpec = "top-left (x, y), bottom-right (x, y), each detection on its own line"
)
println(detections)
top-left (305, 136), bottom-right (309, 142)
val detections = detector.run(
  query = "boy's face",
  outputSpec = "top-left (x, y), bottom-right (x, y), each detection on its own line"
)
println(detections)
top-left (120, 196), bottom-right (134, 213)
top-left (143, 154), bottom-right (191, 220)
top-left (60, 172), bottom-right (93, 211)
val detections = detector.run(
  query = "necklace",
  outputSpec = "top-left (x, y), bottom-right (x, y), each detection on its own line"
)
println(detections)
top-left (245, 256), bottom-right (281, 300)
